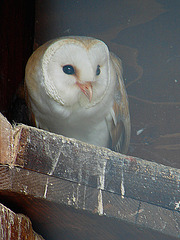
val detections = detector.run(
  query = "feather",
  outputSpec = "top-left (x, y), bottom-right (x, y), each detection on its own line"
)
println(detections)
top-left (109, 52), bottom-right (131, 153)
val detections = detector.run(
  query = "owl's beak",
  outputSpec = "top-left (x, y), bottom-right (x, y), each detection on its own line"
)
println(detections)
top-left (76, 82), bottom-right (93, 102)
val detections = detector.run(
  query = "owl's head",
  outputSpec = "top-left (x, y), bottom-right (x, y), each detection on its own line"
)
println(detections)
top-left (26, 36), bottom-right (112, 108)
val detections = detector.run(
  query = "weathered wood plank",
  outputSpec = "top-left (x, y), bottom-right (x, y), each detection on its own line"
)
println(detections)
top-left (0, 202), bottom-right (44, 240)
top-left (0, 113), bottom-right (180, 239)
top-left (13, 124), bottom-right (180, 213)
top-left (0, 165), bottom-right (179, 240)
top-left (0, 113), bottom-right (12, 165)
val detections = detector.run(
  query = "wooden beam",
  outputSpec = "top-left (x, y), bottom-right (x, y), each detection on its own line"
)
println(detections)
top-left (13, 121), bottom-right (180, 212)
top-left (0, 202), bottom-right (44, 239)
top-left (0, 113), bottom-right (179, 239)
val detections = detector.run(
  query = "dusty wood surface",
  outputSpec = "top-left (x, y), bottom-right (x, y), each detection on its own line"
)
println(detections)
top-left (0, 202), bottom-right (44, 240)
top-left (14, 123), bottom-right (180, 212)
top-left (0, 113), bottom-right (180, 239)
top-left (0, 114), bottom-right (12, 165)
top-left (0, 166), bottom-right (179, 240)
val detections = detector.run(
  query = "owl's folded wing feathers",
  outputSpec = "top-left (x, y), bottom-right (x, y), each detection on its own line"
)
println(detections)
top-left (107, 52), bottom-right (131, 154)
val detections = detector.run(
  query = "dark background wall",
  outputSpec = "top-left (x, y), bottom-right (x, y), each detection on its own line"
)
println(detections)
top-left (0, 0), bottom-right (35, 116)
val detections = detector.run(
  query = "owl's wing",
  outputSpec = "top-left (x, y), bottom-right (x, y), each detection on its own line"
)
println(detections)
top-left (107, 52), bottom-right (131, 154)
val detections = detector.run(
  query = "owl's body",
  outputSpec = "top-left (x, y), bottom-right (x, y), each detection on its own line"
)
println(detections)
top-left (25, 36), bottom-right (130, 153)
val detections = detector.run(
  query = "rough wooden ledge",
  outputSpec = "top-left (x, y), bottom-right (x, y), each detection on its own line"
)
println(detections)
top-left (0, 202), bottom-right (44, 239)
top-left (0, 113), bottom-right (180, 240)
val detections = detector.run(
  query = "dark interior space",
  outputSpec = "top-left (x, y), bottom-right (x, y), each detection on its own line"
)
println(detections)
top-left (0, 1), bottom-right (35, 116)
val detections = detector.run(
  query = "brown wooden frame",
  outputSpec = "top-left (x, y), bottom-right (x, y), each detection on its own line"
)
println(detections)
top-left (0, 113), bottom-right (179, 239)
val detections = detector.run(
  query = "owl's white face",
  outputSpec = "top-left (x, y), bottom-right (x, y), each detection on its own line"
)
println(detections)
top-left (42, 37), bottom-right (111, 107)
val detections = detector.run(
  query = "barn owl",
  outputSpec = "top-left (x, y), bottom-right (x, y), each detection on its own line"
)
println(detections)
top-left (25, 36), bottom-right (130, 153)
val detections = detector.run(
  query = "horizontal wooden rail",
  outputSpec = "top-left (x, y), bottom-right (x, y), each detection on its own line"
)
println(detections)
top-left (0, 113), bottom-right (179, 240)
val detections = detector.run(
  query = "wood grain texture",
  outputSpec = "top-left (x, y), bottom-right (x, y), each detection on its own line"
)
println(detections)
top-left (0, 166), bottom-right (179, 240)
top-left (13, 124), bottom-right (180, 213)
top-left (0, 114), bottom-right (12, 164)
top-left (0, 113), bottom-right (179, 239)
top-left (0, 202), bottom-right (44, 240)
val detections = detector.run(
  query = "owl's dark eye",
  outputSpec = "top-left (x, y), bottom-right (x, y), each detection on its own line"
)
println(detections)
top-left (63, 65), bottom-right (75, 75)
top-left (96, 65), bottom-right (100, 76)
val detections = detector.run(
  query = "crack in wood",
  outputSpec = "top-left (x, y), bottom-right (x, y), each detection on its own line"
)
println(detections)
top-left (135, 201), bottom-right (142, 224)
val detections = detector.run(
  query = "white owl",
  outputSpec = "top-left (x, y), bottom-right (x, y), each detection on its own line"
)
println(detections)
top-left (25, 36), bottom-right (130, 153)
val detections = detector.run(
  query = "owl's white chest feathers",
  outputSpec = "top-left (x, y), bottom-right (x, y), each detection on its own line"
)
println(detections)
top-left (32, 85), bottom-right (114, 148)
